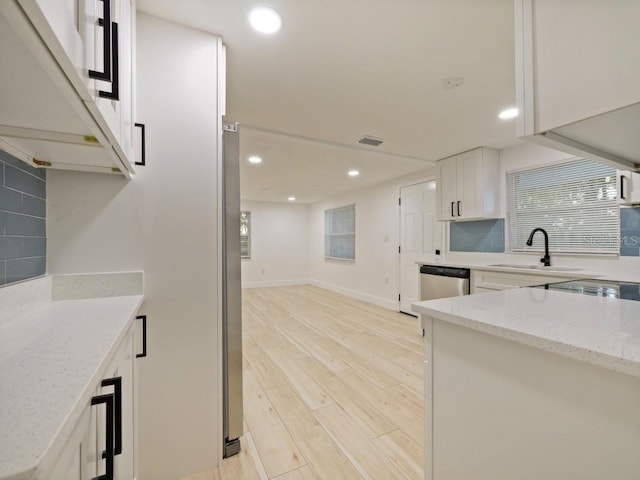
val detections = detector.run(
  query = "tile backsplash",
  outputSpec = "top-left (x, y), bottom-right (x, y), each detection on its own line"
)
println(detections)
top-left (0, 151), bottom-right (46, 285)
top-left (450, 218), bottom-right (505, 253)
top-left (620, 207), bottom-right (640, 257)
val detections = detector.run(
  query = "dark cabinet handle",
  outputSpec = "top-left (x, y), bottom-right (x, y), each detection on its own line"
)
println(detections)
top-left (99, 21), bottom-right (120, 100)
top-left (451, 201), bottom-right (455, 217)
top-left (136, 315), bottom-right (147, 358)
top-left (101, 377), bottom-right (122, 456)
top-left (91, 393), bottom-right (115, 480)
top-left (457, 201), bottom-right (461, 217)
top-left (620, 174), bottom-right (626, 200)
top-left (88, 0), bottom-right (112, 82)
top-left (134, 123), bottom-right (146, 166)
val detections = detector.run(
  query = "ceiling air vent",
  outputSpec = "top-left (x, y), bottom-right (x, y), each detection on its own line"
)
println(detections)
top-left (358, 135), bottom-right (384, 147)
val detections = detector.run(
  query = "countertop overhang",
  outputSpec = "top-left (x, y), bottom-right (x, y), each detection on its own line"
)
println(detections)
top-left (413, 287), bottom-right (640, 378)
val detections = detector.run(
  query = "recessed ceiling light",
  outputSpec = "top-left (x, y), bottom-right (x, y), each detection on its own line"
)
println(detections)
top-left (248, 156), bottom-right (262, 164)
top-left (248, 6), bottom-right (282, 34)
top-left (287, 196), bottom-right (296, 201)
top-left (348, 170), bottom-right (360, 177)
top-left (499, 108), bottom-right (519, 119)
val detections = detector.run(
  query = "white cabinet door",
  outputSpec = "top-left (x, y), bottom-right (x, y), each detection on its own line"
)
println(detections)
top-left (435, 148), bottom-right (499, 221)
top-left (117, 0), bottom-right (135, 164)
top-left (515, 0), bottom-right (640, 170)
top-left (12, 0), bottom-right (136, 172)
top-left (531, 0), bottom-right (640, 133)
top-left (114, 326), bottom-right (135, 480)
top-left (93, 326), bottom-right (134, 480)
top-left (48, 388), bottom-right (100, 480)
top-left (85, 0), bottom-right (137, 167)
top-left (86, 0), bottom-right (121, 149)
top-left (48, 324), bottom-right (136, 480)
top-left (85, 385), bottom-right (101, 480)
top-left (436, 157), bottom-right (458, 221)
top-left (17, 0), bottom-right (87, 82)
top-left (456, 149), bottom-right (483, 219)
top-left (48, 407), bottom-right (89, 480)
top-left (99, 325), bottom-right (135, 480)
top-left (617, 170), bottom-right (640, 206)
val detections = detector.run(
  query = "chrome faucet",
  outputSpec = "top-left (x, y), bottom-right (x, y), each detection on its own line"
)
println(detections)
top-left (526, 228), bottom-right (551, 266)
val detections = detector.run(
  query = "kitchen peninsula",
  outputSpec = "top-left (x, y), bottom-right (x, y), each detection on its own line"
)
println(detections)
top-left (413, 287), bottom-right (640, 480)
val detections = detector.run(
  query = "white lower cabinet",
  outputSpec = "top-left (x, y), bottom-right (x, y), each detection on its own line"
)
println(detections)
top-left (48, 406), bottom-right (92, 480)
top-left (48, 323), bottom-right (135, 480)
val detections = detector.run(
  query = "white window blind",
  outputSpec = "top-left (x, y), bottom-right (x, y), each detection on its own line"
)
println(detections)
top-left (325, 204), bottom-right (355, 260)
top-left (507, 159), bottom-right (619, 254)
top-left (240, 211), bottom-right (251, 259)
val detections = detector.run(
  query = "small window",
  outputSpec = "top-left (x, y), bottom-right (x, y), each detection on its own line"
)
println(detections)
top-left (506, 158), bottom-right (619, 254)
top-left (240, 211), bottom-right (251, 259)
top-left (325, 204), bottom-right (355, 261)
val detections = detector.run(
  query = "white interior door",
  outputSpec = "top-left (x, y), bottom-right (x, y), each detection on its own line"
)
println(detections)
top-left (400, 180), bottom-right (442, 315)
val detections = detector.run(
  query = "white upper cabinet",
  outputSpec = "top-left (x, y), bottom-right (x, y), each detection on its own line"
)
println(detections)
top-left (436, 147), bottom-right (500, 221)
top-left (515, 0), bottom-right (640, 170)
top-left (0, 0), bottom-right (136, 176)
top-left (617, 170), bottom-right (640, 206)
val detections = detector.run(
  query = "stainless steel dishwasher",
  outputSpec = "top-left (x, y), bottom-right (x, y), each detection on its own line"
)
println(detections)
top-left (419, 265), bottom-right (470, 300)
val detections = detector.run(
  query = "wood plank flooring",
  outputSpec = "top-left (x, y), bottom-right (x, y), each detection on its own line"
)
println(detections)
top-left (181, 285), bottom-right (424, 480)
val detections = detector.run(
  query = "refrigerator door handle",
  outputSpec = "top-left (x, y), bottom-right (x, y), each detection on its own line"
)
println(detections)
top-left (222, 121), bottom-right (243, 458)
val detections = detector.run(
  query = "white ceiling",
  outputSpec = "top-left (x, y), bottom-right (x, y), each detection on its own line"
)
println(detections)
top-left (137, 0), bottom-right (520, 203)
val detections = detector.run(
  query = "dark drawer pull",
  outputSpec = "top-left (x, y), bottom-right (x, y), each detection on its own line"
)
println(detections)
top-left (136, 315), bottom-right (147, 358)
top-left (88, 0), bottom-right (112, 82)
top-left (457, 200), bottom-right (461, 217)
top-left (620, 174), bottom-right (626, 200)
top-left (134, 123), bottom-right (146, 166)
top-left (98, 21), bottom-right (120, 100)
top-left (91, 393), bottom-right (115, 480)
top-left (101, 377), bottom-right (122, 455)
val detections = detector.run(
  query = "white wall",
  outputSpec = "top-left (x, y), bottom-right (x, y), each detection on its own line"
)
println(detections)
top-left (308, 168), bottom-right (436, 310)
top-left (240, 201), bottom-right (310, 287)
top-left (47, 14), bottom-right (223, 479)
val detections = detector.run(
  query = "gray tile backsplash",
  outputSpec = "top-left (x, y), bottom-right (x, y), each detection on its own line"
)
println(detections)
top-left (449, 208), bottom-right (640, 256)
top-left (450, 218), bottom-right (505, 253)
top-left (620, 207), bottom-right (640, 257)
top-left (0, 151), bottom-right (46, 285)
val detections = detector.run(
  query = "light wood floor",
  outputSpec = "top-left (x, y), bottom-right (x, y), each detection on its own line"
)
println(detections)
top-left (183, 285), bottom-right (424, 480)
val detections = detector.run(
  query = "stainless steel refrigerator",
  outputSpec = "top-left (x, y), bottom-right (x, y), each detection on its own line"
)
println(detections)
top-left (222, 122), bottom-right (243, 457)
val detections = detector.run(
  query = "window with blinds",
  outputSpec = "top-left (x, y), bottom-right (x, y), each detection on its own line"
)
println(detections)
top-left (240, 211), bottom-right (251, 259)
top-left (325, 204), bottom-right (355, 261)
top-left (507, 159), bottom-right (619, 254)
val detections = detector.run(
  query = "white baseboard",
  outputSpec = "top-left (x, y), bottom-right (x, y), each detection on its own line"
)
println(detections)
top-left (242, 279), bottom-right (309, 289)
top-left (309, 279), bottom-right (399, 312)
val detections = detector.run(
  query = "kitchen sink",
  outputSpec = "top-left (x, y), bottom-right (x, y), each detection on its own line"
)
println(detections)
top-left (489, 264), bottom-right (582, 272)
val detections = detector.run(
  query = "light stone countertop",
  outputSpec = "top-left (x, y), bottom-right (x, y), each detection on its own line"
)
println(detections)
top-left (0, 273), bottom-right (144, 480)
top-left (415, 259), bottom-right (640, 283)
top-left (412, 288), bottom-right (640, 378)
